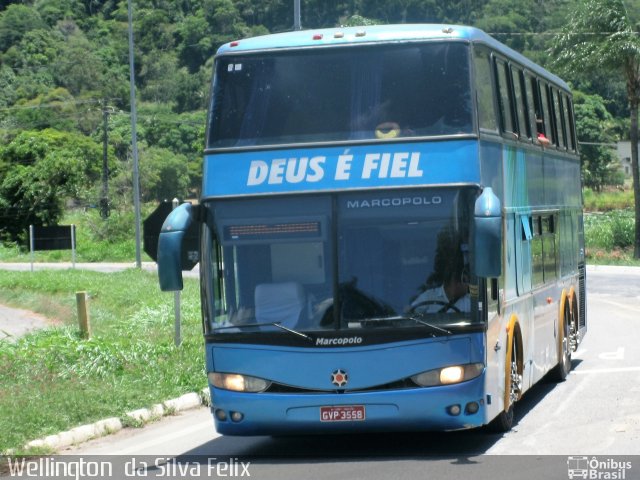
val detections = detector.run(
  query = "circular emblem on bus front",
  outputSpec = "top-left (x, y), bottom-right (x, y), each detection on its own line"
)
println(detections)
top-left (331, 369), bottom-right (348, 387)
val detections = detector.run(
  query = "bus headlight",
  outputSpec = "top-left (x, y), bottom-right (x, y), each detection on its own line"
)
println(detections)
top-left (439, 366), bottom-right (464, 384)
top-left (209, 372), bottom-right (271, 392)
top-left (410, 363), bottom-right (484, 387)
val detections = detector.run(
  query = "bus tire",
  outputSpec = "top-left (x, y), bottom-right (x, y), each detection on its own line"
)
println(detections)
top-left (487, 402), bottom-right (514, 433)
top-left (487, 336), bottom-right (520, 433)
top-left (550, 304), bottom-right (572, 382)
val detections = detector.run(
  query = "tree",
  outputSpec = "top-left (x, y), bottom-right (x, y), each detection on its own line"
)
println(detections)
top-left (0, 129), bottom-right (103, 241)
top-left (50, 25), bottom-right (105, 96)
top-left (138, 146), bottom-right (190, 202)
top-left (0, 4), bottom-right (46, 52)
top-left (10, 87), bottom-right (80, 132)
top-left (573, 91), bottom-right (621, 191)
top-left (553, 0), bottom-right (640, 258)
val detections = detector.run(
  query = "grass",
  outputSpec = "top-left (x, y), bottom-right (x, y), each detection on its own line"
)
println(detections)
top-left (0, 269), bottom-right (205, 454)
top-left (581, 185), bottom-right (638, 265)
top-left (584, 209), bottom-right (640, 266)
top-left (582, 187), bottom-right (634, 212)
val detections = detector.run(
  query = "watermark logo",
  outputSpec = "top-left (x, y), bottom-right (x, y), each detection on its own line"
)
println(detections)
top-left (567, 456), bottom-right (633, 479)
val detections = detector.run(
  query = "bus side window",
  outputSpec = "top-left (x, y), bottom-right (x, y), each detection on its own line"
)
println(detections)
top-left (539, 82), bottom-right (555, 146)
top-left (511, 66), bottom-right (530, 140)
top-left (542, 214), bottom-right (558, 281)
top-left (563, 94), bottom-right (577, 152)
top-left (551, 88), bottom-right (567, 149)
top-left (473, 46), bottom-right (499, 132)
top-left (531, 215), bottom-right (544, 287)
top-left (495, 58), bottom-right (516, 136)
top-left (525, 74), bottom-right (541, 139)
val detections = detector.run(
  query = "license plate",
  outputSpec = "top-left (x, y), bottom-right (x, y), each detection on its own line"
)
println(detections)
top-left (320, 405), bottom-right (366, 422)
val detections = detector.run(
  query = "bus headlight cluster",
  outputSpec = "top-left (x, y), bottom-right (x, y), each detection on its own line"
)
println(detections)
top-left (209, 372), bottom-right (271, 392)
top-left (410, 363), bottom-right (484, 387)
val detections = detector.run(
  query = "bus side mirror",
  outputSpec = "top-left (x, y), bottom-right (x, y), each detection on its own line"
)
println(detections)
top-left (158, 202), bottom-right (194, 291)
top-left (474, 187), bottom-right (502, 278)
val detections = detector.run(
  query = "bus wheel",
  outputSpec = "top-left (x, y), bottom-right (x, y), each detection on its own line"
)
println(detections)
top-left (488, 337), bottom-right (521, 432)
top-left (550, 305), bottom-right (572, 382)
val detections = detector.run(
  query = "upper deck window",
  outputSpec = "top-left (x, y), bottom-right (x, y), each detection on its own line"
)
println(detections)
top-left (208, 42), bottom-right (473, 148)
top-left (473, 45), bottom-right (498, 132)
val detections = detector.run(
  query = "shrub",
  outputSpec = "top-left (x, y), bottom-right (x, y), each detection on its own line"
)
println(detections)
top-left (584, 210), bottom-right (634, 250)
top-left (610, 211), bottom-right (634, 248)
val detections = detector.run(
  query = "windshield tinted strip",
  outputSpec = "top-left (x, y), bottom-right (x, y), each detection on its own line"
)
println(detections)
top-left (208, 42), bottom-right (473, 148)
top-left (204, 325), bottom-right (485, 347)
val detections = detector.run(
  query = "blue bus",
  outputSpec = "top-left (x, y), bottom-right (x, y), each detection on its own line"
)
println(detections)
top-left (158, 24), bottom-right (587, 434)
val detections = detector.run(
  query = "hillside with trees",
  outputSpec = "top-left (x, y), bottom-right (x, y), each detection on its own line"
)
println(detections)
top-left (1, 0), bottom-right (638, 253)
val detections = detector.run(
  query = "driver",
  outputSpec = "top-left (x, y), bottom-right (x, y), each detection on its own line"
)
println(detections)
top-left (409, 266), bottom-right (470, 314)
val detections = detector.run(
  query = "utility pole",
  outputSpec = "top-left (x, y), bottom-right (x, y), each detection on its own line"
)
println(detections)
top-left (100, 102), bottom-right (110, 219)
top-left (127, 0), bottom-right (142, 268)
top-left (293, 0), bottom-right (301, 30)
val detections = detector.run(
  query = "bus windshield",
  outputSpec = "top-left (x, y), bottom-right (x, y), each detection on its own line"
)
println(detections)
top-left (208, 42), bottom-right (473, 148)
top-left (204, 188), bottom-right (478, 334)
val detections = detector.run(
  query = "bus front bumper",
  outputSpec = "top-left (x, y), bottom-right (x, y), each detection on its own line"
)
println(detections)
top-left (209, 374), bottom-right (486, 435)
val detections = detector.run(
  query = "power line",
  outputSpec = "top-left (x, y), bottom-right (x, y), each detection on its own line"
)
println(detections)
top-left (0, 99), bottom-right (102, 112)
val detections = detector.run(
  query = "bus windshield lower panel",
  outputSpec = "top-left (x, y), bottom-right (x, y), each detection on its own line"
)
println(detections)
top-left (208, 42), bottom-right (473, 148)
top-left (204, 188), bottom-right (480, 335)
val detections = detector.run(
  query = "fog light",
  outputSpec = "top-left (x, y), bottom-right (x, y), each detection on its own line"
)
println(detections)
top-left (230, 411), bottom-right (244, 422)
top-left (215, 409), bottom-right (227, 421)
top-left (447, 404), bottom-right (461, 416)
top-left (465, 402), bottom-right (480, 415)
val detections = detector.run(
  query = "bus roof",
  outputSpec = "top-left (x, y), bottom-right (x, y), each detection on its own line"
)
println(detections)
top-left (216, 24), bottom-right (569, 91)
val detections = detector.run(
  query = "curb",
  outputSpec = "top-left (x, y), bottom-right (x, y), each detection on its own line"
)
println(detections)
top-left (19, 389), bottom-right (210, 453)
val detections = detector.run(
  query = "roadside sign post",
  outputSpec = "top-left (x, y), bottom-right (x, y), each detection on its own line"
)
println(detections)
top-left (71, 224), bottom-right (76, 269)
top-left (28, 224), bottom-right (77, 271)
top-left (29, 225), bottom-right (34, 272)
top-left (76, 291), bottom-right (91, 339)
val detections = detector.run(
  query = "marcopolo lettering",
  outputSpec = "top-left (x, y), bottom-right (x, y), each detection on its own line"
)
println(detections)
top-left (346, 196), bottom-right (443, 209)
top-left (315, 336), bottom-right (363, 346)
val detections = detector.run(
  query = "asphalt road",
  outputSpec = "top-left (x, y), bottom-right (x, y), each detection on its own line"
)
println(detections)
top-left (54, 266), bottom-right (640, 480)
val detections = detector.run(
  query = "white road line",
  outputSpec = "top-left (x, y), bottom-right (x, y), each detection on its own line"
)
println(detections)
top-left (592, 297), bottom-right (640, 315)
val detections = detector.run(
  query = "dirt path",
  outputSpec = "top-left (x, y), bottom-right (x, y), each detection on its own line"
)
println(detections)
top-left (0, 304), bottom-right (54, 342)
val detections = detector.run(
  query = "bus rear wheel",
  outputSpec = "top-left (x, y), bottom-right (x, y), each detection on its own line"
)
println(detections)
top-left (550, 305), bottom-right (572, 382)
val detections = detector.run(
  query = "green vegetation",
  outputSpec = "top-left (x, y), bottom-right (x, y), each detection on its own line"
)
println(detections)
top-left (582, 184), bottom-right (637, 265)
top-left (584, 210), bottom-right (639, 265)
top-left (583, 187), bottom-right (635, 212)
top-left (0, 269), bottom-right (205, 454)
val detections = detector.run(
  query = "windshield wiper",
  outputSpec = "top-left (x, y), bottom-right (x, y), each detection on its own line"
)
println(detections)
top-left (362, 315), bottom-right (452, 335)
top-left (213, 322), bottom-right (314, 342)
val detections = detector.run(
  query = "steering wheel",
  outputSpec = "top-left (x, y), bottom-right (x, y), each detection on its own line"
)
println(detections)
top-left (409, 300), bottom-right (461, 313)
